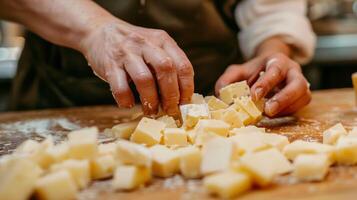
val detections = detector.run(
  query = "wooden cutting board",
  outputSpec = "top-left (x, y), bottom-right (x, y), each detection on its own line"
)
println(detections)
top-left (1, 88), bottom-right (357, 200)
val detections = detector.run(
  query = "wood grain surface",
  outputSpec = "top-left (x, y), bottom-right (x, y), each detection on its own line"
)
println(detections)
top-left (1, 88), bottom-right (357, 200)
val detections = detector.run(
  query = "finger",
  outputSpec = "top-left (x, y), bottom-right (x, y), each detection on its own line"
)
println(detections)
top-left (124, 54), bottom-right (159, 115)
top-left (215, 64), bottom-right (248, 96)
top-left (251, 54), bottom-right (290, 101)
top-left (107, 67), bottom-right (135, 108)
top-left (278, 91), bottom-right (312, 116)
top-left (143, 45), bottom-right (180, 116)
top-left (265, 69), bottom-right (309, 117)
top-left (163, 41), bottom-right (194, 104)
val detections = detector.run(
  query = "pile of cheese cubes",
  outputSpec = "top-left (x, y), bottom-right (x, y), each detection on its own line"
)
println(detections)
top-left (2, 81), bottom-right (357, 200)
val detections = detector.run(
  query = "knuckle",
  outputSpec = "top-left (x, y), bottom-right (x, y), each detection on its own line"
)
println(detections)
top-left (135, 71), bottom-right (153, 85)
top-left (177, 62), bottom-right (194, 77)
top-left (157, 58), bottom-right (175, 73)
top-left (127, 32), bottom-right (145, 44)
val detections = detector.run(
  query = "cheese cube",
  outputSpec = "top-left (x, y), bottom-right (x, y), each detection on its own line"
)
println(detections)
top-left (210, 109), bottom-right (225, 120)
top-left (293, 154), bottom-right (330, 181)
top-left (91, 154), bottom-right (116, 179)
top-left (253, 98), bottom-right (266, 113)
top-left (195, 131), bottom-right (225, 147)
top-left (206, 96), bottom-right (229, 111)
top-left (116, 140), bottom-right (152, 167)
top-left (98, 143), bottom-right (117, 156)
top-left (0, 157), bottom-right (42, 200)
top-left (112, 165), bottom-right (151, 190)
top-left (157, 115), bottom-right (178, 128)
top-left (323, 123), bottom-right (347, 145)
top-left (222, 108), bottom-right (244, 128)
top-left (163, 128), bottom-right (188, 147)
top-left (229, 134), bottom-right (270, 153)
top-left (204, 171), bottom-right (251, 198)
top-left (260, 133), bottom-right (290, 151)
top-left (45, 143), bottom-right (69, 164)
top-left (219, 81), bottom-right (250, 104)
top-left (335, 136), bottom-right (357, 165)
top-left (15, 139), bottom-right (40, 154)
top-left (180, 104), bottom-right (210, 128)
top-left (283, 140), bottom-right (335, 161)
top-left (237, 109), bottom-right (254, 125)
top-left (235, 96), bottom-right (262, 121)
top-left (201, 138), bottom-right (234, 175)
top-left (150, 145), bottom-right (180, 177)
top-left (68, 127), bottom-right (98, 159)
top-left (187, 129), bottom-right (196, 144)
top-left (229, 126), bottom-right (265, 136)
top-left (348, 127), bottom-right (357, 137)
top-left (191, 93), bottom-right (206, 104)
top-left (194, 119), bottom-right (230, 137)
top-left (177, 146), bottom-right (202, 178)
top-left (50, 159), bottom-right (91, 189)
top-left (30, 137), bottom-right (56, 169)
top-left (240, 148), bottom-right (292, 186)
top-left (111, 121), bottom-right (139, 139)
top-left (35, 170), bottom-right (77, 200)
top-left (130, 117), bottom-right (165, 146)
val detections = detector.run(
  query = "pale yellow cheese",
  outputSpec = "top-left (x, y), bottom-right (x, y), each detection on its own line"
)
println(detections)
top-left (157, 115), bottom-right (178, 128)
top-left (229, 133), bottom-right (270, 154)
top-left (283, 140), bottom-right (335, 161)
top-left (240, 148), bottom-right (292, 187)
top-left (348, 127), bottom-right (357, 137)
top-left (194, 119), bottom-right (230, 138)
top-left (130, 117), bottom-right (165, 146)
top-left (191, 93), bottom-right (205, 104)
top-left (111, 121), bottom-right (139, 139)
top-left (35, 170), bottom-right (77, 200)
top-left (177, 146), bottom-right (202, 178)
top-left (116, 140), bottom-right (152, 167)
top-left (163, 128), bottom-right (188, 147)
top-left (150, 145), bottom-right (180, 177)
top-left (68, 127), bottom-right (98, 160)
top-left (204, 171), bottom-right (251, 199)
top-left (236, 109), bottom-right (254, 125)
top-left (50, 159), bottom-right (91, 189)
top-left (229, 126), bottom-right (265, 136)
top-left (201, 138), bottom-right (235, 175)
top-left (112, 165), bottom-right (151, 190)
top-left (0, 157), bottom-right (42, 200)
top-left (91, 154), bottom-right (116, 179)
top-left (260, 133), bottom-right (290, 151)
top-left (180, 104), bottom-right (210, 128)
top-left (293, 154), bottom-right (330, 181)
top-left (30, 137), bottom-right (56, 169)
top-left (210, 109), bottom-right (225, 120)
top-left (15, 139), bottom-right (40, 154)
top-left (323, 123), bottom-right (347, 145)
top-left (235, 96), bottom-right (262, 121)
top-left (206, 96), bottom-right (229, 111)
top-left (98, 143), bottom-right (117, 156)
top-left (335, 136), bottom-right (357, 165)
top-left (222, 108), bottom-right (244, 128)
top-left (45, 143), bottom-right (69, 165)
top-left (194, 131), bottom-right (225, 147)
top-left (219, 81), bottom-right (250, 104)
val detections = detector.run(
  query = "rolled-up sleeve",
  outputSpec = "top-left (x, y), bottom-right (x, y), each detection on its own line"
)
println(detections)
top-left (235, 0), bottom-right (316, 64)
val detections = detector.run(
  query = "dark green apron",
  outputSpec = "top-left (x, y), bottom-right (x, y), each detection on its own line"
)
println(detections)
top-left (9, 0), bottom-right (241, 110)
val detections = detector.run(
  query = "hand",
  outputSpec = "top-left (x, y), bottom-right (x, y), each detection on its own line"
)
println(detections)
top-left (215, 53), bottom-right (311, 117)
top-left (80, 19), bottom-right (194, 116)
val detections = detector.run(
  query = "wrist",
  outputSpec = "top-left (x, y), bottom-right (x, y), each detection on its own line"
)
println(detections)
top-left (255, 36), bottom-right (292, 58)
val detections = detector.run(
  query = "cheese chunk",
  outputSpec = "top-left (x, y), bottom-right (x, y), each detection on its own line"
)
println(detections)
top-left (222, 108), bottom-right (244, 128)
top-left (177, 146), bottom-right (202, 178)
top-left (229, 126), bottom-right (265, 136)
top-left (191, 93), bottom-right (206, 104)
top-left (260, 133), bottom-right (290, 151)
top-left (283, 140), bottom-right (335, 161)
top-left (50, 159), bottom-right (90, 189)
top-left (68, 127), bottom-right (98, 160)
top-left (204, 171), bottom-right (251, 199)
top-left (219, 81), bottom-right (250, 104)
top-left (235, 96), bottom-right (262, 121)
top-left (157, 115), bottom-right (177, 128)
top-left (98, 143), bottom-right (117, 156)
top-left (228, 102), bottom-right (254, 125)
top-left (210, 109), bottom-right (225, 120)
top-left (293, 154), bottom-right (330, 181)
top-left (194, 119), bottom-right (230, 139)
top-left (229, 134), bottom-right (270, 154)
top-left (201, 138), bottom-right (234, 175)
top-left (45, 143), bottom-right (69, 165)
top-left (195, 131), bottom-right (225, 147)
top-left (348, 127), bottom-right (357, 137)
top-left (35, 170), bottom-right (77, 200)
top-left (15, 139), bottom-right (40, 154)
top-left (335, 136), bottom-right (357, 165)
top-left (130, 117), bottom-right (165, 146)
top-left (112, 165), bottom-right (151, 190)
top-left (180, 104), bottom-right (210, 128)
top-left (240, 148), bottom-right (292, 186)
top-left (111, 121), bottom-right (139, 139)
top-left (323, 123), bottom-right (347, 145)
top-left (150, 145), bottom-right (180, 177)
top-left (91, 154), bottom-right (116, 180)
top-left (30, 137), bottom-right (56, 169)
top-left (0, 157), bottom-right (42, 200)
top-left (163, 128), bottom-right (188, 147)
top-left (116, 140), bottom-right (152, 167)
top-left (206, 96), bottom-right (229, 111)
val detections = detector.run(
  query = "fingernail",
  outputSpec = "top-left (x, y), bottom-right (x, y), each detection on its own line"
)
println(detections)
top-left (266, 100), bottom-right (279, 116)
top-left (254, 87), bottom-right (264, 100)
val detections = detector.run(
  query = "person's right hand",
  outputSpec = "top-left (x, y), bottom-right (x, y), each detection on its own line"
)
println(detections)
top-left (80, 19), bottom-right (194, 116)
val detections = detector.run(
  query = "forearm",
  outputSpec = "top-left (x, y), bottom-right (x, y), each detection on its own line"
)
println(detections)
top-left (255, 36), bottom-right (292, 58)
top-left (0, 0), bottom-right (116, 51)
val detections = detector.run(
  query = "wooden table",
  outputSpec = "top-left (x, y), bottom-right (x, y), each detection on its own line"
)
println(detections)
top-left (1, 89), bottom-right (357, 200)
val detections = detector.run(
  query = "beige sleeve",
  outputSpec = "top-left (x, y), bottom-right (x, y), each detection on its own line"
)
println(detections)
top-left (235, 0), bottom-right (316, 64)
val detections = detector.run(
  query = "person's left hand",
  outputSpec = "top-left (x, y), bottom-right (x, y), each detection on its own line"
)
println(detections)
top-left (215, 53), bottom-right (311, 117)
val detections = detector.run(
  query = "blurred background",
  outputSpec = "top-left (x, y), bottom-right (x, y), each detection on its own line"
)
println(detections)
top-left (1, 0), bottom-right (357, 111)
